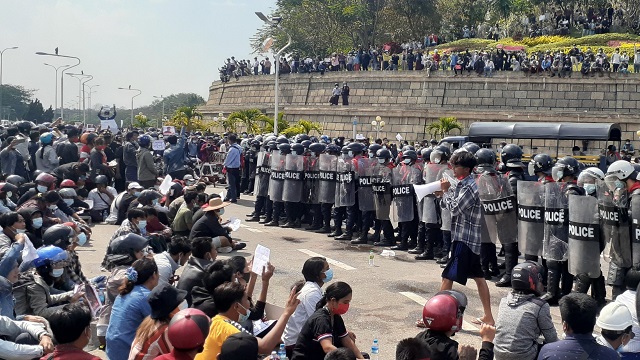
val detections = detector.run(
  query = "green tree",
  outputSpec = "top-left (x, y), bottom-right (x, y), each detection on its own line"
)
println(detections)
top-left (425, 117), bottom-right (463, 138)
top-left (42, 106), bottom-right (55, 123)
top-left (227, 109), bottom-right (271, 134)
top-left (261, 112), bottom-right (290, 134)
top-left (134, 112), bottom-right (151, 129)
top-left (24, 99), bottom-right (44, 123)
top-left (164, 106), bottom-right (208, 132)
top-left (0, 84), bottom-right (34, 120)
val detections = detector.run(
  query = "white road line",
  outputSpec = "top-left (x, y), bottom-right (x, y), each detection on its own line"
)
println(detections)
top-left (239, 224), bottom-right (263, 233)
top-left (400, 291), bottom-right (479, 332)
top-left (297, 249), bottom-right (356, 270)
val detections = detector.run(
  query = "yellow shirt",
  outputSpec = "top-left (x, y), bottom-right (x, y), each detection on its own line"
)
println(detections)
top-left (195, 314), bottom-right (244, 360)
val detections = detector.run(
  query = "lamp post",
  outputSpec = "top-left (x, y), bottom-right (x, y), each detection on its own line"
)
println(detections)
top-left (154, 95), bottom-right (165, 124)
top-left (256, 12), bottom-right (292, 135)
top-left (371, 116), bottom-right (385, 140)
top-left (87, 84), bottom-right (99, 119)
top-left (118, 86), bottom-right (142, 126)
top-left (36, 51), bottom-right (80, 119)
top-left (352, 116), bottom-right (358, 140)
top-left (67, 72), bottom-right (92, 125)
top-left (43, 63), bottom-right (71, 118)
top-left (0, 47), bottom-right (18, 121)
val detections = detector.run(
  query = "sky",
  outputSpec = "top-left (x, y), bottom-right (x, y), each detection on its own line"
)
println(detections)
top-left (1, 0), bottom-right (277, 114)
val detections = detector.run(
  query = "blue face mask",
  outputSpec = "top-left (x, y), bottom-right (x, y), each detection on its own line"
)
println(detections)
top-left (323, 268), bottom-right (334, 282)
top-left (51, 268), bottom-right (64, 278)
top-left (32, 218), bottom-right (43, 229)
top-left (77, 232), bottom-right (87, 246)
top-left (615, 180), bottom-right (626, 189)
top-left (237, 303), bottom-right (251, 323)
top-left (583, 183), bottom-right (597, 195)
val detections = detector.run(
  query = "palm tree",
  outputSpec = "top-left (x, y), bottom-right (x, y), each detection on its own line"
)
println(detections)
top-left (227, 109), bottom-right (271, 134)
top-left (165, 106), bottom-right (208, 132)
top-left (262, 112), bottom-right (289, 134)
top-left (426, 117), bottom-right (463, 139)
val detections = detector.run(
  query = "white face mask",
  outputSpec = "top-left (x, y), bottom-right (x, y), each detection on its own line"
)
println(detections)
top-left (377, 158), bottom-right (386, 164)
top-left (403, 158), bottom-right (411, 164)
top-left (37, 185), bottom-right (48, 193)
top-left (137, 220), bottom-right (147, 230)
top-left (51, 268), bottom-right (64, 278)
top-left (15, 228), bottom-right (26, 234)
top-left (218, 208), bottom-right (225, 216)
top-left (32, 218), bottom-right (43, 229)
top-left (6, 192), bottom-right (12, 198)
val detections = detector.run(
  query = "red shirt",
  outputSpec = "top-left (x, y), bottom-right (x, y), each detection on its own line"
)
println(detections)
top-left (155, 349), bottom-right (196, 360)
top-left (41, 345), bottom-right (101, 360)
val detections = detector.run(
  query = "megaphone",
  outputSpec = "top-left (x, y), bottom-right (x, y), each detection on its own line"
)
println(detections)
top-left (413, 181), bottom-right (442, 202)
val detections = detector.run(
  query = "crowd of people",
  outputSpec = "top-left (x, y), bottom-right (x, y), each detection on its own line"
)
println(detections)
top-left (1, 115), bottom-right (640, 359)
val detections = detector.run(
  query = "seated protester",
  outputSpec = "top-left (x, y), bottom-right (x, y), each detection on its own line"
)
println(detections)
top-left (19, 189), bottom-right (87, 226)
top-left (291, 282), bottom-right (363, 360)
top-left (191, 261), bottom-right (234, 316)
top-left (177, 237), bottom-right (218, 305)
top-left (614, 269), bottom-right (640, 355)
top-left (189, 198), bottom-right (246, 252)
top-left (153, 236), bottom-right (191, 286)
top-left (141, 206), bottom-right (171, 254)
top-left (106, 258), bottom-right (160, 360)
top-left (34, 132), bottom-right (59, 174)
top-left (89, 136), bottom-right (113, 182)
top-left (171, 191), bottom-right (198, 237)
top-left (42, 224), bottom-right (88, 290)
top-left (494, 261), bottom-right (558, 360)
top-left (87, 175), bottom-right (117, 222)
top-left (97, 234), bottom-right (149, 350)
top-left (51, 162), bottom-right (90, 187)
top-left (162, 182), bottom-right (184, 212)
top-left (74, 177), bottom-right (89, 199)
top-left (167, 185), bottom-right (203, 224)
top-left (195, 281), bottom-right (299, 359)
top-left (0, 313), bottom-right (54, 360)
top-left (595, 302), bottom-right (634, 353)
top-left (59, 187), bottom-right (90, 212)
top-left (105, 182), bottom-right (142, 225)
top-left (218, 332), bottom-right (259, 360)
top-left (110, 208), bottom-right (147, 243)
top-left (128, 285), bottom-right (188, 360)
top-left (129, 190), bottom-right (169, 225)
top-left (325, 348), bottom-right (356, 360)
top-left (16, 172), bottom-right (56, 207)
top-left (0, 212), bottom-right (27, 258)
top-left (0, 234), bottom-right (24, 318)
top-left (18, 209), bottom-right (44, 248)
top-left (417, 290), bottom-right (495, 360)
top-left (190, 193), bottom-right (209, 224)
top-left (0, 182), bottom-right (18, 215)
top-left (155, 309), bottom-right (210, 360)
top-left (45, 303), bottom-right (101, 360)
top-left (55, 127), bottom-right (81, 165)
top-left (5, 175), bottom-right (28, 200)
top-left (284, 257), bottom-right (332, 355)
top-left (396, 338), bottom-right (432, 360)
top-left (226, 256), bottom-right (273, 336)
top-left (13, 245), bottom-right (84, 318)
top-left (537, 293), bottom-right (618, 360)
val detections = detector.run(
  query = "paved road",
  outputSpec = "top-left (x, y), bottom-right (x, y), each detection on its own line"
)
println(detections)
top-left (81, 191), bottom-right (576, 359)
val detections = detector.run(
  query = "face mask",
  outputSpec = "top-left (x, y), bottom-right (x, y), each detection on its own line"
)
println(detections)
top-left (138, 220), bottom-right (147, 230)
top-left (51, 268), bottom-right (64, 278)
top-left (377, 158), bottom-right (385, 164)
top-left (48, 205), bottom-right (58, 211)
top-left (433, 157), bottom-right (441, 164)
top-left (134, 191), bottom-right (141, 197)
top-left (153, 199), bottom-right (159, 206)
top-left (583, 183), bottom-right (597, 195)
top-left (64, 199), bottom-right (74, 206)
top-left (37, 185), bottom-right (48, 193)
top-left (218, 208), bottom-right (225, 216)
top-left (323, 268), bottom-right (334, 282)
top-left (77, 232), bottom-right (87, 246)
top-left (237, 303), bottom-right (251, 323)
top-left (15, 228), bottom-right (26, 234)
top-left (179, 300), bottom-right (189, 311)
top-left (403, 158), bottom-right (411, 164)
top-left (32, 218), bottom-right (43, 229)
top-left (333, 302), bottom-right (350, 315)
top-left (348, 151), bottom-right (353, 157)
top-left (6, 192), bottom-right (12, 198)
top-left (615, 180), bottom-right (626, 189)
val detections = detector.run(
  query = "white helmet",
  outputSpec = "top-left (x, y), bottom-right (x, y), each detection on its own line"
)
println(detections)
top-left (596, 302), bottom-right (633, 331)
top-left (606, 160), bottom-right (636, 181)
top-left (577, 167), bottom-right (605, 185)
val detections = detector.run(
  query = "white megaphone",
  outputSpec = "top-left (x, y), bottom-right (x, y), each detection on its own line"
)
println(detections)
top-left (413, 181), bottom-right (442, 202)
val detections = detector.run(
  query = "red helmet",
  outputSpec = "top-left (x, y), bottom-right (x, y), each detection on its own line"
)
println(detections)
top-left (422, 293), bottom-right (463, 333)
top-left (60, 179), bottom-right (77, 188)
top-left (35, 172), bottom-right (56, 184)
top-left (167, 308), bottom-right (210, 350)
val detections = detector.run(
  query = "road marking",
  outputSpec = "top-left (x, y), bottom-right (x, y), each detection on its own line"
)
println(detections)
top-left (297, 249), bottom-right (356, 270)
top-left (400, 291), bottom-right (479, 332)
top-left (239, 224), bottom-right (263, 233)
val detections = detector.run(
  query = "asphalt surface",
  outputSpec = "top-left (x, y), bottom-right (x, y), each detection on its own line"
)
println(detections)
top-left (81, 189), bottom-right (582, 359)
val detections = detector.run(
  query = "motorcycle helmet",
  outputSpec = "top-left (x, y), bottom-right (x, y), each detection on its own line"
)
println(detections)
top-left (529, 153), bottom-right (554, 177)
top-left (552, 156), bottom-right (581, 182)
top-left (376, 148), bottom-right (392, 161)
top-left (109, 233), bottom-right (149, 255)
top-left (59, 188), bottom-right (77, 198)
top-left (33, 245), bottom-right (68, 268)
top-left (577, 167), bottom-right (604, 195)
top-left (35, 172), bottom-right (56, 185)
top-left (422, 293), bottom-right (464, 333)
top-left (278, 143), bottom-right (292, 155)
top-left (43, 224), bottom-right (75, 249)
top-left (510, 261), bottom-right (543, 296)
top-left (296, 134), bottom-right (310, 143)
top-left (276, 136), bottom-right (289, 144)
top-left (138, 135), bottom-right (151, 148)
top-left (474, 148), bottom-right (496, 166)
top-left (167, 308), bottom-right (211, 350)
top-left (402, 145), bottom-right (415, 152)
top-left (326, 144), bottom-right (341, 155)
top-left (605, 160), bottom-right (637, 190)
top-left (430, 145), bottom-right (451, 164)
top-left (5, 175), bottom-right (25, 187)
top-left (462, 142), bottom-right (480, 154)
top-left (291, 143), bottom-right (305, 155)
top-left (421, 148), bottom-right (433, 162)
top-left (348, 142), bottom-right (366, 155)
top-left (60, 179), bottom-right (77, 188)
top-left (402, 150), bottom-right (418, 162)
top-left (500, 144), bottom-right (524, 168)
top-left (94, 175), bottom-right (109, 185)
top-left (300, 140), bottom-right (312, 150)
top-left (39, 132), bottom-right (54, 145)
top-left (320, 135), bottom-right (331, 144)
top-left (309, 143), bottom-right (326, 154)
top-left (267, 141), bottom-right (278, 151)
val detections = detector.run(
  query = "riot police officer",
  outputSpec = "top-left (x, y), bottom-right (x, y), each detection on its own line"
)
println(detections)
top-left (372, 148), bottom-right (396, 246)
top-left (390, 150), bottom-right (422, 250)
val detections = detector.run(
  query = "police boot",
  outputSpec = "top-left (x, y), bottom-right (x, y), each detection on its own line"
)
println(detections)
top-left (246, 214), bottom-right (261, 222)
top-left (328, 227), bottom-right (342, 237)
top-left (335, 232), bottom-right (353, 241)
top-left (415, 238), bottom-right (434, 260)
top-left (540, 267), bottom-right (561, 305)
top-left (496, 243), bottom-right (518, 287)
top-left (293, 218), bottom-right (302, 228)
top-left (561, 269), bottom-right (574, 297)
top-left (591, 275), bottom-right (607, 308)
top-left (350, 232), bottom-right (369, 245)
top-left (408, 236), bottom-right (425, 254)
top-left (264, 218), bottom-right (280, 227)
top-left (391, 238), bottom-right (408, 251)
top-left (573, 273), bottom-right (591, 294)
top-left (316, 226), bottom-right (331, 234)
top-left (259, 215), bottom-right (272, 224)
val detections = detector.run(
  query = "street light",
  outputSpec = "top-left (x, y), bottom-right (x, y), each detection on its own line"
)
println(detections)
top-left (0, 46), bottom-right (18, 121)
top-left (43, 63), bottom-right (71, 118)
top-left (256, 11), bottom-right (292, 135)
top-left (154, 95), bottom-right (165, 124)
top-left (118, 86), bottom-right (142, 126)
top-left (87, 84), bottom-right (99, 118)
top-left (67, 72), bottom-right (92, 125)
top-left (35, 51), bottom-right (81, 119)
top-left (371, 116), bottom-right (385, 140)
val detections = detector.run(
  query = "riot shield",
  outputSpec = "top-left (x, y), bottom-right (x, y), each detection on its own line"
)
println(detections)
top-left (631, 193), bottom-right (640, 266)
top-left (517, 181), bottom-right (545, 257)
top-left (421, 164), bottom-right (447, 224)
top-left (476, 172), bottom-right (517, 244)
top-left (357, 158), bottom-right (376, 212)
top-left (567, 195), bottom-right (601, 278)
top-left (391, 164), bottom-right (422, 222)
top-left (438, 168), bottom-right (454, 231)
top-left (268, 152), bottom-right (285, 202)
top-left (318, 154), bottom-right (337, 204)
top-left (282, 154), bottom-right (304, 203)
top-left (598, 184), bottom-right (632, 268)
top-left (253, 152), bottom-right (270, 197)
top-left (335, 156), bottom-right (356, 207)
top-left (543, 182), bottom-right (569, 261)
top-left (373, 164), bottom-right (392, 220)
top-left (303, 155), bottom-right (320, 204)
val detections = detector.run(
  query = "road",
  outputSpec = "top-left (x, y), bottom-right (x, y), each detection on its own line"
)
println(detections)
top-left (81, 191), bottom-right (573, 359)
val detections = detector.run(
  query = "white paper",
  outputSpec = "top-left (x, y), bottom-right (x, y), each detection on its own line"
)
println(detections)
top-left (228, 217), bottom-right (241, 231)
top-left (413, 181), bottom-right (442, 201)
top-left (251, 245), bottom-right (271, 275)
top-left (21, 235), bottom-right (38, 263)
top-left (395, 133), bottom-right (403, 141)
top-left (158, 175), bottom-right (173, 195)
top-left (152, 140), bottom-right (166, 151)
top-left (219, 191), bottom-right (226, 201)
top-left (84, 200), bottom-right (94, 209)
top-left (252, 320), bottom-right (277, 336)
top-left (100, 119), bottom-right (118, 133)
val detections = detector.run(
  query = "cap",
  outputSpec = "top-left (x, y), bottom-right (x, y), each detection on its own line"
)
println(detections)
top-left (127, 182), bottom-right (143, 190)
top-left (219, 332), bottom-right (259, 360)
top-left (148, 285), bottom-right (188, 320)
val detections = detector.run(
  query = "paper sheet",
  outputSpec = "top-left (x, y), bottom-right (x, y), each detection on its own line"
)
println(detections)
top-left (395, 133), bottom-right (403, 141)
top-left (228, 217), bottom-right (241, 231)
top-left (21, 235), bottom-right (38, 263)
top-left (413, 181), bottom-right (442, 201)
top-left (251, 245), bottom-right (271, 275)
top-left (152, 140), bottom-right (166, 151)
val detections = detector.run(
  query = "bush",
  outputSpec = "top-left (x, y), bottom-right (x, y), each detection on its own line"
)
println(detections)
top-left (519, 35), bottom-right (570, 47)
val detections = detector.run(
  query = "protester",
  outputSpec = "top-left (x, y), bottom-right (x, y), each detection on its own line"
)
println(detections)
top-left (155, 308), bottom-right (210, 360)
top-left (45, 303), bottom-right (101, 360)
top-left (176, 237), bottom-right (217, 304)
top-left (595, 302), bottom-right (634, 352)
top-left (153, 236), bottom-right (191, 286)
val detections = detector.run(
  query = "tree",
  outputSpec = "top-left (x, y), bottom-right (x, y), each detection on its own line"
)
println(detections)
top-left (426, 117), bottom-right (463, 138)
top-left (134, 112), bottom-right (151, 129)
top-left (23, 99), bottom-right (44, 123)
top-left (0, 84), bottom-right (34, 120)
top-left (261, 112), bottom-right (290, 134)
top-left (164, 106), bottom-right (209, 132)
top-left (227, 109), bottom-right (271, 134)
top-left (42, 106), bottom-right (54, 123)
top-left (281, 119), bottom-right (323, 137)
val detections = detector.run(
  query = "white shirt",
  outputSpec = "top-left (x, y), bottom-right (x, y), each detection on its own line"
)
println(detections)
top-left (615, 290), bottom-right (640, 353)
top-left (153, 251), bottom-right (180, 287)
top-left (87, 187), bottom-right (118, 211)
top-left (282, 281), bottom-right (323, 346)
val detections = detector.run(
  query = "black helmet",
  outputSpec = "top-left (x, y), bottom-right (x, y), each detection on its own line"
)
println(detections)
top-left (278, 143), bottom-right (292, 154)
top-left (169, 182), bottom-right (184, 198)
top-left (43, 224), bottom-right (75, 249)
top-left (250, 140), bottom-right (261, 150)
top-left (552, 156), bottom-right (581, 180)
top-left (349, 142), bottom-right (366, 154)
top-left (474, 148), bottom-right (496, 166)
top-left (430, 139), bottom-right (438, 145)
top-left (421, 148), bottom-right (433, 161)
top-left (529, 154), bottom-right (554, 176)
top-left (500, 144), bottom-right (524, 167)
top-left (368, 144), bottom-right (383, 156)
top-left (264, 135), bottom-right (277, 143)
top-left (309, 143), bottom-right (326, 154)
top-left (402, 145), bottom-right (415, 152)
top-left (276, 136), bottom-right (289, 144)
top-left (511, 261), bottom-right (543, 296)
top-left (267, 140), bottom-right (278, 151)
top-left (94, 175), bottom-right (109, 185)
top-left (430, 145), bottom-right (451, 163)
top-left (16, 121), bottom-right (33, 134)
top-left (341, 145), bottom-right (350, 155)
top-left (326, 144), bottom-right (341, 154)
top-left (462, 142), bottom-right (480, 154)
top-left (109, 233), bottom-right (149, 255)
top-left (0, 182), bottom-right (17, 194)
top-left (376, 148), bottom-right (392, 160)
top-left (297, 134), bottom-right (310, 143)
top-left (138, 189), bottom-right (162, 204)
top-left (5, 175), bottom-right (25, 187)
top-left (402, 150), bottom-right (418, 161)
top-left (300, 140), bottom-right (312, 149)
top-left (291, 143), bottom-right (305, 155)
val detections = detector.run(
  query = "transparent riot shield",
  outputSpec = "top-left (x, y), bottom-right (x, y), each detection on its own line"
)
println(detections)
top-left (391, 164), bottom-right (422, 222)
top-left (357, 158), bottom-right (376, 212)
top-left (476, 172), bottom-right (518, 244)
top-left (598, 183), bottom-right (632, 268)
top-left (254, 152), bottom-right (270, 197)
top-left (303, 155), bottom-right (320, 204)
top-left (567, 195), bottom-right (601, 278)
top-left (282, 154), bottom-right (304, 203)
top-left (373, 163), bottom-right (392, 220)
top-left (543, 182), bottom-right (569, 261)
top-left (335, 156), bottom-right (356, 207)
top-left (421, 164), bottom-right (447, 225)
top-left (517, 181), bottom-right (545, 257)
top-left (318, 154), bottom-right (337, 204)
top-left (268, 152), bottom-right (285, 202)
